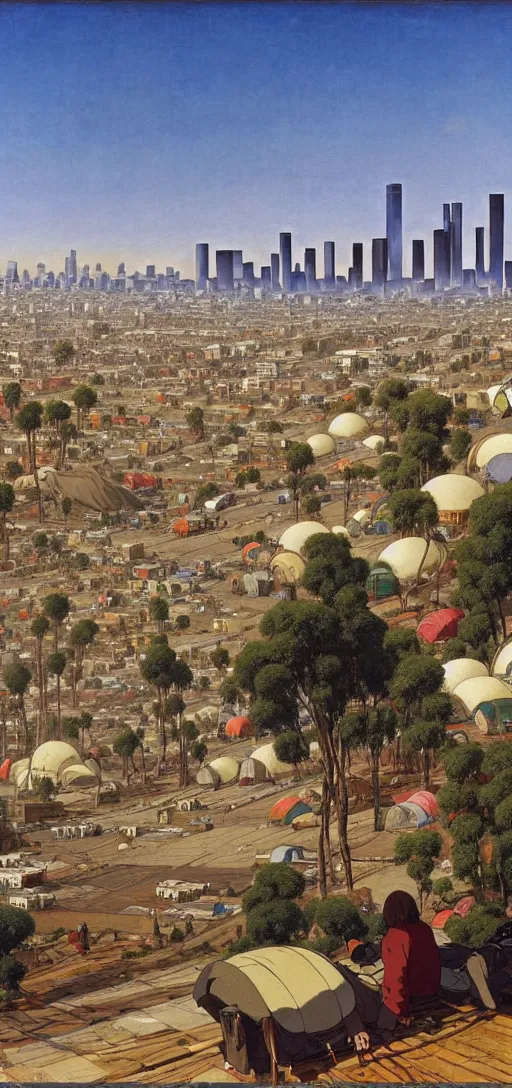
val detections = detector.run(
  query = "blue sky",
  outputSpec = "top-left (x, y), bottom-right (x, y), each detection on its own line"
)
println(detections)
top-left (1, 1), bottom-right (512, 278)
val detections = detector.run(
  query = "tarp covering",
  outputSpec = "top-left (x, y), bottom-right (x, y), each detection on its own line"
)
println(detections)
top-left (485, 453), bottom-right (512, 484)
top-left (42, 467), bottom-right (144, 513)
top-left (384, 801), bottom-right (431, 831)
top-left (417, 608), bottom-right (464, 644)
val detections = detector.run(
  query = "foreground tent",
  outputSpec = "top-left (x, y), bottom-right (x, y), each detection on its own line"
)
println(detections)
top-left (384, 801), bottom-right (431, 831)
top-left (194, 946), bottom-right (376, 1077)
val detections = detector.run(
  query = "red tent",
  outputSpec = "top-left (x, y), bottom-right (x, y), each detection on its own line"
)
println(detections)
top-left (392, 788), bottom-right (417, 805)
top-left (225, 716), bottom-right (254, 739)
top-left (432, 909), bottom-right (454, 929)
top-left (453, 896), bottom-right (476, 917)
top-left (407, 790), bottom-right (439, 818)
top-left (0, 758), bottom-right (11, 781)
top-left (417, 608), bottom-right (464, 644)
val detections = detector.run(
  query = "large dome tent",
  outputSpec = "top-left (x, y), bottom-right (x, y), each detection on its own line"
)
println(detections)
top-left (384, 802), bottom-right (432, 831)
top-left (278, 522), bottom-right (330, 557)
top-left (492, 638), bottom-right (512, 677)
top-left (251, 742), bottom-right (295, 778)
top-left (225, 716), bottom-right (254, 739)
top-left (328, 412), bottom-right (369, 439)
top-left (443, 658), bottom-right (489, 694)
top-left (377, 537), bottom-right (446, 583)
top-left (197, 755), bottom-right (239, 788)
top-left (307, 433), bottom-right (336, 458)
top-left (451, 676), bottom-right (512, 716)
top-left (467, 431), bottom-right (512, 473)
top-left (421, 475), bottom-right (484, 525)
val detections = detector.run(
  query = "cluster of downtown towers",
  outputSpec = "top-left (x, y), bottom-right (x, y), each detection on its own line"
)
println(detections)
top-left (196, 186), bottom-right (509, 295)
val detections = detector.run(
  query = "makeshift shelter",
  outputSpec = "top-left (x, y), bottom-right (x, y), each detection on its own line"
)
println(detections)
top-left (378, 537), bottom-right (445, 583)
top-left (239, 757), bottom-right (268, 787)
top-left (60, 765), bottom-right (99, 789)
top-left (270, 551), bottom-right (306, 587)
top-left (19, 466), bottom-right (144, 513)
top-left (270, 845), bottom-right (305, 863)
top-left (491, 638), bottom-right (512, 678)
top-left (9, 758), bottom-right (29, 790)
top-left (242, 542), bottom-right (262, 564)
top-left (443, 658), bottom-right (489, 694)
top-left (197, 756), bottom-right (239, 789)
top-left (328, 412), bottom-right (369, 439)
top-left (451, 676), bottom-right (512, 716)
top-left (362, 434), bottom-right (385, 452)
top-left (366, 564), bottom-right (399, 601)
top-left (251, 743), bottom-right (295, 779)
top-left (407, 791), bottom-right (439, 819)
top-left (0, 758), bottom-right (11, 781)
top-left (278, 522), bottom-right (330, 558)
top-left (384, 802), bottom-right (431, 831)
top-left (194, 946), bottom-right (375, 1077)
top-left (468, 431), bottom-right (512, 473)
top-left (417, 608), bottom-right (464, 644)
top-left (226, 716), bottom-right (254, 739)
top-left (307, 433), bottom-right (336, 458)
top-left (421, 475), bottom-right (484, 527)
top-left (268, 796), bottom-right (312, 825)
top-left (485, 453), bottom-right (512, 484)
top-left (474, 699), bottom-right (512, 735)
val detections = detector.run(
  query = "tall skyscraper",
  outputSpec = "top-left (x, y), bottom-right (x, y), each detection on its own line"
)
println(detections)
top-left (279, 232), bottom-right (292, 292)
top-left (505, 262), bottom-right (512, 290)
top-left (270, 253), bottom-right (280, 290)
top-left (195, 243), bottom-right (209, 289)
top-left (216, 250), bottom-right (234, 291)
top-left (450, 203), bottom-right (463, 287)
top-left (260, 266), bottom-right (271, 287)
top-left (65, 249), bottom-right (77, 286)
top-left (443, 204), bottom-right (451, 234)
top-left (352, 243), bottom-right (363, 288)
top-left (489, 193), bottom-right (504, 289)
top-left (323, 241), bottom-right (335, 285)
top-left (412, 240), bottom-right (425, 281)
top-left (243, 262), bottom-right (254, 285)
top-left (146, 265), bottom-right (156, 278)
top-left (434, 229), bottom-right (450, 290)
top-left (386, 183), bottom-right (402, 281)
top-left (6, 261), bottom-right (18, 283)
top-left (304, 248), bottom-right (316, 291)
top-left (475, 228), bottom-right (485, 283)
top-left (117, 262), bottom-right (125, 276)
top-left (372, 239), bottom-right (388, 294)
top-left (233, 251), bottom-right (243, 281)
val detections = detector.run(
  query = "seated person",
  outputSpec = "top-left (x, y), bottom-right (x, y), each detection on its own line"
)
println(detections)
top-left (377, 890), bottom-right (441, 1036)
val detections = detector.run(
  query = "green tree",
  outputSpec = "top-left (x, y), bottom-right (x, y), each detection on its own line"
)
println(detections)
top-left (90, 372), bottom-right (105, 385)
top-left (374, 377), bottom-right (409, 441)
top-left (53, 340), bottom-right (75, 367)
top-left (266, 420), bottom-right (283, 434)
top-left (190, 739), bottom-right (207, 764)
top-left (45, 399), bottom-right (72, 468)
top-left (453, 407), bottom-right (471, 427)
top-left (72, 384), bottom-right (98, 429)
top-left (0, 482), bottom-right (14, 561)
top-left (140, 642), bottom-right (192, 780)
top-left (17, 402), bottom-right (44, 521)
top-left (453, 486), bottom-right (512, 645)
top-left (194, 482), bottom-right (218, 508)
top-left (246, 900), bottom-right (306, 946)
top-left (31, 615), bottom-right (50, 746)
top-left (235, 471), bottom-right (248, 489)
top-left (2, 381), bottom-right (21, 422)
top-left (273, 730), bottom-right (309, 773)
top-left (3, 663), bottom-right (32, 753)
top-left (314, 896), bottom-right (368, 944)
top-left (149, 596), bottom-right (169, 634)
top-left (211, 647), bottom-right (230, 671)
top-left (61, 497), bottom-right (72, 523)
top-left (186, 406), bottom-right (205, 439)
top-left (301, 493), bottom-right (321, 517)
top-left (176, 614), bottom-right (190, 631)
top-left (113, 727), bottom-right (140, 778)
top-left (46, 651), bottom-right (67, 738)
top-left (302, 533), bottom-right (369, 606)
top-left (450, 428), bottom-right (472, 467)
top-left (43, 592), bottom-right (70, 651)
top-left (68, 620), bottom-right (99, 707)
top-left (5, 461), bottom-right (23, 481)
top-left (246, 466), bottom-right (261, 483)
top-left (354, 386), bottom-right (372, 409)
top-left (34, 775), bottom-right (56, 802)
top-left (394, 830), bottom-right (442, 913)
top-left (0, 904), bottom-right (35, 994)
top-left (286, 442), bottom-right (315, 522)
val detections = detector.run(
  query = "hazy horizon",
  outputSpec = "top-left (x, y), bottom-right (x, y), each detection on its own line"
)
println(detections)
top-left (2, 1), bottom-right (512, 280)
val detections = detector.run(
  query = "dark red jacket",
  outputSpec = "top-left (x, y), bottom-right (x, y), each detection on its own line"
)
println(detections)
top-left (381, 921), bottom-right (441, 1017)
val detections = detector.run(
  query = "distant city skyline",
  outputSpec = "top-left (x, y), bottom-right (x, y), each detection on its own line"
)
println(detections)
top-left (1, 3), bottom-right (512, 276)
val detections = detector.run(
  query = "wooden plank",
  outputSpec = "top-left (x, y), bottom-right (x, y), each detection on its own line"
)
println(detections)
top-left (412, 1053), bottom-right (493, 1082)
top-left (446, 1037), bottom-right (512, 1080)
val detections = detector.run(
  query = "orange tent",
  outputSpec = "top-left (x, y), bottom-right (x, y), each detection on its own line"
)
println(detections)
top-left (0, 758), bottom-right (11, 781)
top-left (225, 716), bottom-right (254, 738)
top-left (268, 795), bottom-right (302, 822)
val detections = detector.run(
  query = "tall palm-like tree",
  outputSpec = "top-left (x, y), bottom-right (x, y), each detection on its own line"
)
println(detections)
top-left (46, 652), bottom-right (66, 739)
top-left (0, 482), bottom-right (15, 561)
top-left (31, 615), bottom-right (50, 746)
top-left (3, 663), bottom-right (32, 754)
top-left (43, 593), bottom-right (70, 652)
top-left (17, 402), bottom-right (44, 521)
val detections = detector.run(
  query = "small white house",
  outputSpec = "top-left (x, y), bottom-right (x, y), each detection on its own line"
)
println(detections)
top-left (155, 879), bottom-right (209, 902)
top-left (51, 822), bottom-right (96, 840)
top-left (9, 891), bottom-right (55, 910)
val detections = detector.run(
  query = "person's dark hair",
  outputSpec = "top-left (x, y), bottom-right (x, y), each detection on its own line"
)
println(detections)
top-left (382, 890), bottom-right (420, 928)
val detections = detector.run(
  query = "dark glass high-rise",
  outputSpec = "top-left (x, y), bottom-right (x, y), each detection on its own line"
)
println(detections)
top-left (195, 243), bottom-right (209, 289)
top-left (323, 241), bottom-right (335, 285)
top-left (450, 203), bottom-right (463, 287)
top-left (352, 243), bottom-right (363, 288)
top-left (279, 233), bottom-right (292, 292)
top-left (304, 248), bottom-right (316, 291)
top-left (386, 183), bottom-right (402, 282)
top-left (372, 238), bottom-right (388, 294)
top-left (489, 194), bottom-right (504, 289)
top-left (216, 250), bottom-right (234, 292)
top-left (475, 228), bottom-right (485, 284)
top-left (434, 229), bottom-right (450, 291)
top-left (412, 240), bottom-right (425, 282)
top-left (271, 253), bottom-right (280, 290)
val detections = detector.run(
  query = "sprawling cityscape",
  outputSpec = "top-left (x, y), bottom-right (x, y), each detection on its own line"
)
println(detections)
top-left (4, 185), bottom-right (510, 297)
top-left (2, 2), bottom-right (512, 1085)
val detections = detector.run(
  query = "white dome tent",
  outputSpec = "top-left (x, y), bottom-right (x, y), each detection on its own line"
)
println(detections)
top-left (421, 475), bottom-right (484, 527)
top-left (306, 433), bottom-right (336, 458)
top-left (377, 537), bottom-right (446, 584)
top-left (328, 412), bottom-right (369, 440)
top-left (278, 522), bottom-right (330, 557)
top-left (443, 658), bottom-right (489, 694)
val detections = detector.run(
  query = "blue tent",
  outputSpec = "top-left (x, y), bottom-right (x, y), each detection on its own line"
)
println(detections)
top-left (485, 453), bottom-right (512, 484)
top-left (270, 845), bottom-right (305, 863)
